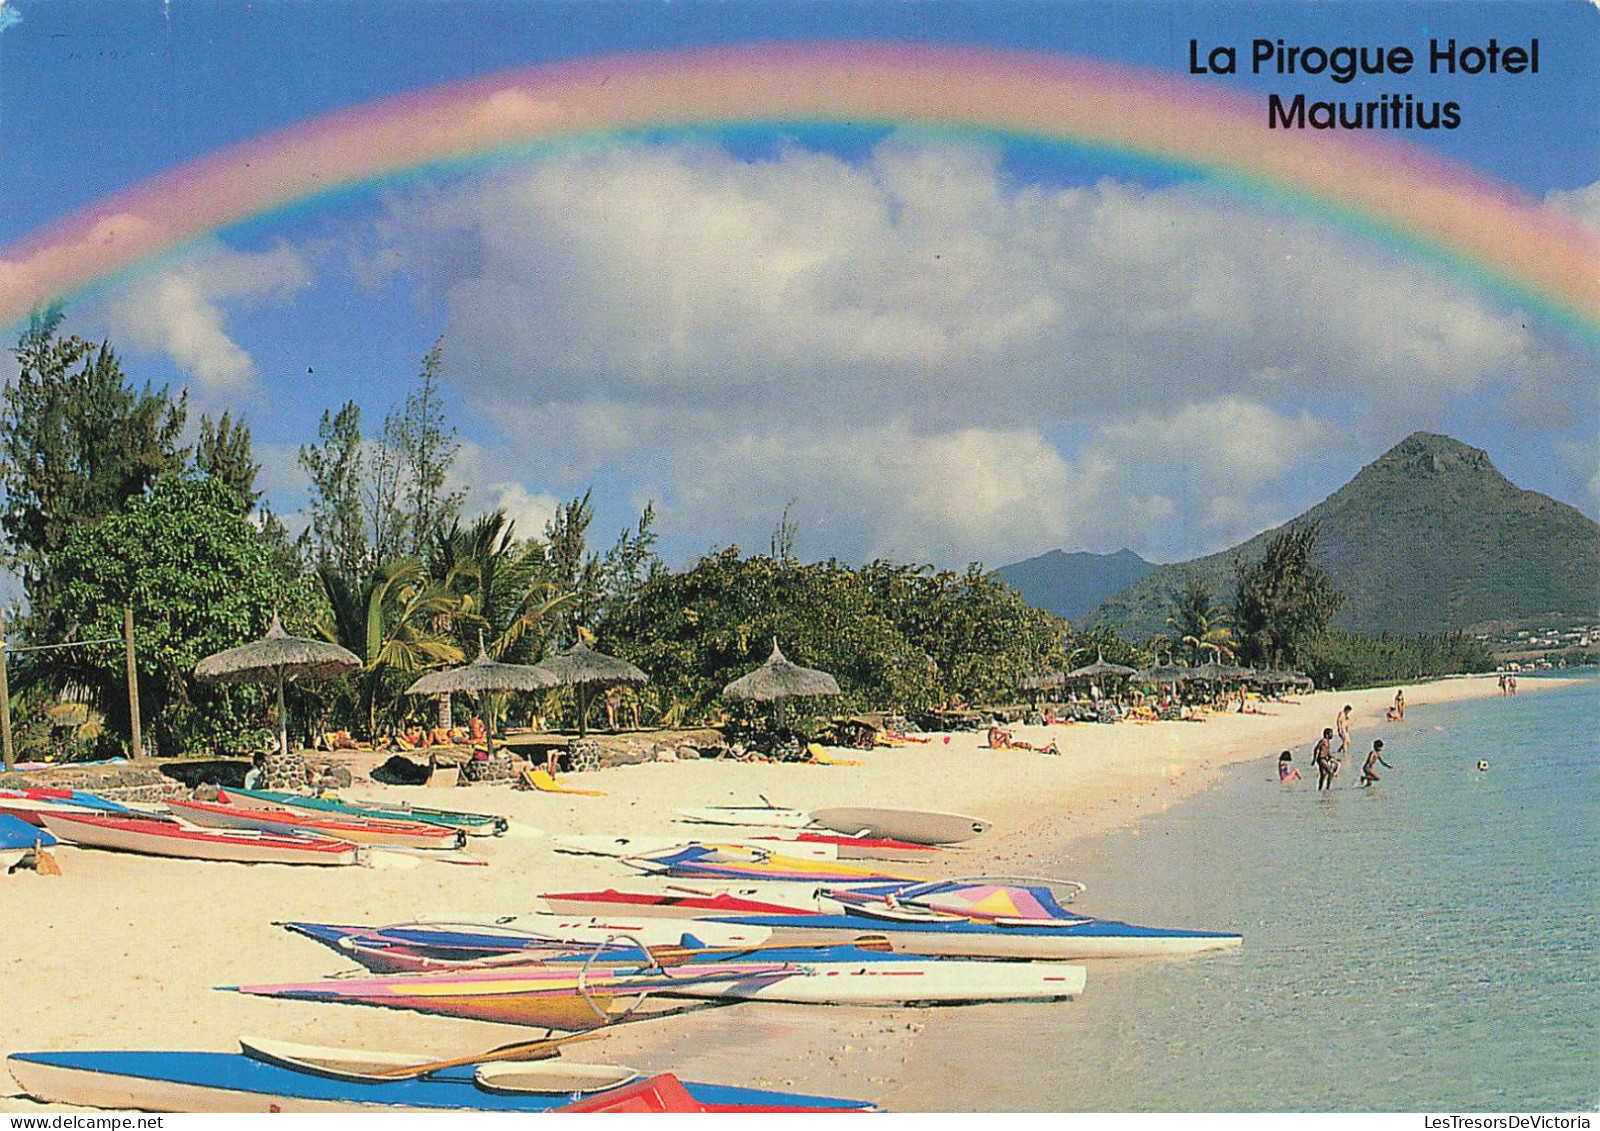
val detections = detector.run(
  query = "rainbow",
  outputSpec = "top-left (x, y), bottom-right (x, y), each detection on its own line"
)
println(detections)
top-left (2, 42), bottom-right (1597, 337)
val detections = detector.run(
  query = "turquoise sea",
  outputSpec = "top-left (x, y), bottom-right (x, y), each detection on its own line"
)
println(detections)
top-left (941, 674), bottom-right (1599, 1112)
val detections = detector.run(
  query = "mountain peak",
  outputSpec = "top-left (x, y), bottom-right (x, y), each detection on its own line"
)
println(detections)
top-left (1365, 432), bottom-right (1498, 479)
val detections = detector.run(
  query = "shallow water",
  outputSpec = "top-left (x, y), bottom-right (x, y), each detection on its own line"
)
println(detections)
top-left (919, 675), bottom-right (1599, 1112)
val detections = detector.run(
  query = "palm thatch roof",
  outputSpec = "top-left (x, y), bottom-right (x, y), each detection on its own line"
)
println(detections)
top-left (194, 613), bottom-right (360, 685)
top-left (1134, 662), bottom-right (1192, 684)
top-left (723, 642), bottom-right (841, 703)
top-left (405, 645), bottom-right (560, 697)
top-left (1019, 671), bottom-right (1066, 692)
top-left (533, 639), bottom-right (647, 689)
top-left (1065, 652), bottom-right (1137, 680)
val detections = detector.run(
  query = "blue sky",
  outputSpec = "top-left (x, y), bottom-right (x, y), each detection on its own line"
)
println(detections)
top-left (2, 0), bottom-right (1597, 573)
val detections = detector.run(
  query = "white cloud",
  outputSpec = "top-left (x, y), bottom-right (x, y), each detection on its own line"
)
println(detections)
top-left (1546, 180), bottom-right (1600, 237)
top-left (101, 240), bottom-right (311, 395)
top-left (349, 136), bottom-right (1593, 564)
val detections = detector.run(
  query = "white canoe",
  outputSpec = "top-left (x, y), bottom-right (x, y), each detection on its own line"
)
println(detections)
top-left (665, 959), bottom-right (1086, 1005)
top-left (554, 835), bottom-right (836, 861)
top-left (810, 806), bottom-right (989, 845)
top-left (410, 911), bottom-right (773, 949)
top-left (40, 812), bottom-right (360, 866)
top-left (538, 883), bottom-right (832, 918)
top-left (676, 805), bottom-right (812, 829)
top-left (239, 1037), bottom-right (640, 1094)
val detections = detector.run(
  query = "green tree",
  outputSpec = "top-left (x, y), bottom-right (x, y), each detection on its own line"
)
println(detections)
top-left (392, 338), bottom-right (465, 557)
top-left (50, 476), bottom-right (311, 756)
top-left (1231, 521), bottom-right (1345, 669)
top-left (299, 401), bottom-right (369, 582)
top-left (542, 490), bottom-right (604, 645)
top-left (2, 311), bottom-right (189, 622)
top-left (194, 410), bottom-right (261, 514)
top-left (1165, 569), bottom-right (1235, 664)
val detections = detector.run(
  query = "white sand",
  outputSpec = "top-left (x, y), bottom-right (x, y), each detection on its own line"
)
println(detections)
top-left (0, 675), bottom-right (1550, 1111)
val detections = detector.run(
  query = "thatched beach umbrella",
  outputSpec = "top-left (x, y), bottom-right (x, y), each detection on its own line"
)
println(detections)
top-left (533, 639), bottom-right (648, 738)
top-left (406, 643), bottom-right (560, 759)
top-left (722, 641), bottom-right (841, 728)
top-left (194, 613), bottom-right (362, 761)
top-left (1019, 671), bottom-right (1065, 702)
top-left (1134, 662), bottom-right (1191, 686)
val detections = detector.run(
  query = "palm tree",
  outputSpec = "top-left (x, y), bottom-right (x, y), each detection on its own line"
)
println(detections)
top-left (316, 557), bottom-right (466, 739)
top-left (1166, 570), bottom-right (1236, 666)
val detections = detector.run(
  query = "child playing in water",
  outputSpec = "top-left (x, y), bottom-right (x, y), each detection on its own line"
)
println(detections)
top-left (1360, 739), bottom-right (1392, 786)
top-left (1278, 750), bottom-right (1302, 783)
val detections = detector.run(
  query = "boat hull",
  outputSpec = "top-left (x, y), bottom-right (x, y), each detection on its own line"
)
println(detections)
top-left (5, 1052), bottom-right (872, 1113)
top-left (39, 812), bottom-right (359, 866)
top-left (221, 788), bottom-right (508, 836)
top-left (538, 886), bottom-right (826, 918)
top-left (169, 799), bottom-right (464, 850)
top-left (663, 960), bottom-right (1087, 1005)
top-left (720, 914), bottom-right (1245, 959)
top-left (810, 806), bottom-right (989, 845)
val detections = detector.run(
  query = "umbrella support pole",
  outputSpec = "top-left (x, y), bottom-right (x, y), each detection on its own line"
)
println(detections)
top-left (277, 675), bottom-right (290, 761)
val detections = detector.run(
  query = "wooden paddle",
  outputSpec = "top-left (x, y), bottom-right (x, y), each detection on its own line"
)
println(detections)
top-left (366, 1030), bottom-right (605, 1079)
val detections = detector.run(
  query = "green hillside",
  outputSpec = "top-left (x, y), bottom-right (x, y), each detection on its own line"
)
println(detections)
top-left (994, 548), bottom-right (1155, 622)
top-left (1084, 433), bottom-right (1600, 640)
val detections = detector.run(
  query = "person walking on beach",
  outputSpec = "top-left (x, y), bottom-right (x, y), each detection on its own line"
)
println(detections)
top-left (1359, 740), bottom-right (1392, 786)
top-left (1313, 728), bottom-right (1337, 790)
top-left (1393, 689), bottom-right (1406, 720)
top-left (1335, 704), bottom-right (1353, 757)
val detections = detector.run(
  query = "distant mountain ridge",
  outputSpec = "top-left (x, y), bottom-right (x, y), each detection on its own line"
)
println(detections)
top-left (1082, 432), bottom-right (1600, 639)
top-left (993, 548), bottom-right (1156, 622)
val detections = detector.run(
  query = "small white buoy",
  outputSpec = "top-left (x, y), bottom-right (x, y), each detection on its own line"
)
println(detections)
top-left (1476, 760), bottom-right (1489, 772)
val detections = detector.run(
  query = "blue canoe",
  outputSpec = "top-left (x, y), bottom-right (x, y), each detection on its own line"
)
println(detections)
top-left (1, 812), bottom-right (57, 851)
top-left (282, 919), bottom-right (909, 972)
top-left (5, 1049), bottom-right (876, 1113)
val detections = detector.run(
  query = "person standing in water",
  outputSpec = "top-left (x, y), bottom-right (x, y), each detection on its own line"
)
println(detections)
top-left (1335, 704), bottom-right (1353, 758)
top-left (1393, 689), bottom-right (1406, 720)
top-left (1313, 728), bottom-right (1337, 791)
top-left (1360, 739), bottom-right (1392, 786)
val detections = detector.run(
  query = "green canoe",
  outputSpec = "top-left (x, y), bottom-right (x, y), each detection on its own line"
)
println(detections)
top-left (222, 787), bottom-right (508, 836)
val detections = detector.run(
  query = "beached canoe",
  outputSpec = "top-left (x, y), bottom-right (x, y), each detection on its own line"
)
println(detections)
top-left (623, 843), bottom-right (925, 884)
top-left (1, 812), bottom-right (56, 871)
top-left (5, 1044), bottom-right (874, 1113)
top-left (754, 831), bottom-right (944, 862)
top-left (0, 788), bottom-right (140, 827)
top-left (554, 834), bottom-right (837, 860)
top-left (220, 787), bottom-right (509, 836)
top-left (281, 916), bottom-right (775, 972)
top-left (279, 925), bottom-right (1088, 1003)
top-left (39, 811), bottom-right (360, 866)
top-left (168, 798), bottom-right (465, 850)
top-left (538, 885), bottom-right (829, 918)
top-left (227, 962), bottom-right (797, 1029)
top-left (676, 804), bottom-right (813, 829)
top-left (810, 806), bottom-right (990, 845)
top-left (712, 878), bottom-right (1244, 959)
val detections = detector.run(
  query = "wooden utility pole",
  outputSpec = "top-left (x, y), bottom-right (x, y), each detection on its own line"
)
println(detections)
top-left (123, 605), bottom-right (143, 760)
top-left (0, 605), bottom-right (13, 773)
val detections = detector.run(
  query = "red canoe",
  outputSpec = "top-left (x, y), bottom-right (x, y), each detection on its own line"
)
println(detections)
top-left (40, 811), bottom-right (360, 866)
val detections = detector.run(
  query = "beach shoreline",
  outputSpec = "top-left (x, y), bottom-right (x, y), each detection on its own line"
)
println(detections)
top-left (0, 673), bottom-right (1567, 1113)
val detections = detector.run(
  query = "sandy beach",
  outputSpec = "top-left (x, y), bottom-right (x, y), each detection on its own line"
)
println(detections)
top-left (0, 674), bottom-right (1554, 1112)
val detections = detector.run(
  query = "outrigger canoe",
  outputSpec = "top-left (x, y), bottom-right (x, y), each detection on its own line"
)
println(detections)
top-left (278, 924), bottom-right (1089, 1004)
top-left (227, 962), bottom-right (798, 1029)
top-left (279, 914), bottom-right (774, 970)
top-left (538, 885), bottom-right (829, 918)
top-left (39, 812), bottom-right (360, 867)
top-left (623, 843), bottom-right (924, 884)
top-left (5, 1041), bottom-right (875, 1113)
top-left (168, 799), bottom-right (465, 851)
top-left (711, 877), bottom-right (1244, 959)
top-left (221, 787), bottom-right (508, 837)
